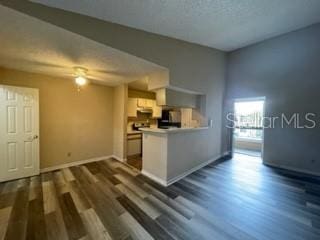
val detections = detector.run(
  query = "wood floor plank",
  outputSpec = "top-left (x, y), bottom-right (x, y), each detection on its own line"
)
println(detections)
top-left (84, 162), bottom-right (101, 175)
top-left (0, 183), bottom-right (5, 195)
top-left (80, 166), bottom-right (99, 183)
top-left (0, 192), bottom-right (17, 210)
top-left (175, 195), bottom-right (257, 240)
top-left (4, 179), bottom-right (30, 240)
top-left (116, 184), bottom-right (161, 220)
top-left (70, 166), bottom-right (130, 239)
top-left (68, 180), bottom-right (91, 213)
top-left (1, 154), bottom-right (320, 240)
top-left (58, 192), bottom-right (87, 240)
top-left (42, 181), bottom-right (58, 214)
top-left (95, 181), bottom-right (125, 215)
top-left (1, 180), bottom-right (20, 194)
top-left (45, 212), bottom-right (69, 240)
top-left (62, 168), bottom-right (76, 182)
top-left (155, 214), bottom-right (198, 240)
top-left (117, 195), bottom-right (175, 240)
top-left (114, 174), bottom-right (149, 199)
top-left (143, 183), bottom-right (195, 220)
top-left (119, 212), bottom-right (154, 240)
top-left (97, 161), bottom-right (118, 175)
top-left (0, 207), bottom-right (12, 240)
top-left (26, 199), bottom-right (47, 240)
top-left (136, 174), bottom-right (179, 199)
top-left (145, 195), bottom-right (207, 240)
top-left (26, 176), bottom-right (47, 240)
top-left (52, 171), bottom-right (69, 194)
top-left (80, 208), bottom-right (113, 240)
top-left (116, 165), bottom-right (140, 177)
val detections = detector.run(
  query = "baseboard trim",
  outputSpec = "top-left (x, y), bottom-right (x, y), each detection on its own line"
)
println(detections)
top-left (40, 155), bottom-right (113, 173)
top-left (223, 150), bottom-right (232, 156)
top-left (141, 154), bottom-right (227, 187)
top-left (141, 170), bottom-right (168, 186)
top-left (264, 162), bottom-right (320, 177)
top-left (166, 154), bottom-right (223, 186)
top-left (112, 155), bottom-right (127, 162)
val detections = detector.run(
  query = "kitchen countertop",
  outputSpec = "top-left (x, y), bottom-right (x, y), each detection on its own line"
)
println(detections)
top-left (139, 127), bottom-right (209, 134)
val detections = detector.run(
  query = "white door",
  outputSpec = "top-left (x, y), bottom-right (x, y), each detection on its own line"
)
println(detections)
top-left (0, 85), bottom-right (40, 182)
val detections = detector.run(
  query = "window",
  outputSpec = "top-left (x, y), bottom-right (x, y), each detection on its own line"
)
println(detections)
top-left (234, 100), bottom-right (264, 140)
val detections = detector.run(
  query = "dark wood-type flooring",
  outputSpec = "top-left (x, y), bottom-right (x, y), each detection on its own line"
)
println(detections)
top-left (127, 155), bottom-right (142, 171)
top-left (1, 153), bottom-right (320, 240)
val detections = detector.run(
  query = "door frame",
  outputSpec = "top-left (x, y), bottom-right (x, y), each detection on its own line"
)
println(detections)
top-left (231, 97), bottom-right (265, 160)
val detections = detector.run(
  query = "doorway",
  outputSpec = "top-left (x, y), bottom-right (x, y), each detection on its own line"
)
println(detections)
top-left (232, 98), bottom-right (265, 158)
top-left (0, 85), bottom-right (40, 182)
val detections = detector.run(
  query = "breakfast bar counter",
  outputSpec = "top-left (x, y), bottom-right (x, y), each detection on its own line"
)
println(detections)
top-left (140, 127), bottom-right (213, 186)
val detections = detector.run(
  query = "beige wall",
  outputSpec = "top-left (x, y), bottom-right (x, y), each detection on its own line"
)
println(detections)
top-left (113, 84), bottom-right (127, 161)
top-left (5, 1), bottom-right (228, 163)
top-left (0, 67), bottom-right (114, 169)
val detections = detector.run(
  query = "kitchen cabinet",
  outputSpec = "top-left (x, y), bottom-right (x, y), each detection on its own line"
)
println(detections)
top-left (127, 133), bottom-right (142, 156)
top-left (137, 98), bottom-right (153, 108)
top-left (137, 98), bottom-right (146, 107)
top-left (128, 98), bottom-right (138, 117)
top-left (146, 99), bottom-right (154, 108)
top-left (152, 101), bottom-right (162, 118)
top-left (128, 97), bottom-right (160, 118)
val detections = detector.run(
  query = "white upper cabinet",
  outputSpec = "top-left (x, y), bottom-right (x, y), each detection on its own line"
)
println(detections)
top-left (146, 99), bottom-right (154, 108)
top-left (137, 98), bottom-right (146, 107)
top-left (127, 98), bottom-right (138, 117)
top-left (137, 98), bottom-right (153, 108)
top-left (128, 97), bottom-right (161, 118)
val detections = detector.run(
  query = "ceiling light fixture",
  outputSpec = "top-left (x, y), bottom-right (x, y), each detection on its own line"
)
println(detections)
top-left (74, 67), bottom-right (89, 91)
top-left (75, 76), bottom-right (87, 86)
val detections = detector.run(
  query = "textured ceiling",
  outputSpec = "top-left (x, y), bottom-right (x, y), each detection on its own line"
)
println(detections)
top-left (31, 0), bottom-right (320, 51)
top-left (0, 5), bottom-right (164, 86)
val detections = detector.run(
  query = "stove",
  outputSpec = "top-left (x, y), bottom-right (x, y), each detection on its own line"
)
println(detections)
top-left (132, 122), bottom-right (150, 131)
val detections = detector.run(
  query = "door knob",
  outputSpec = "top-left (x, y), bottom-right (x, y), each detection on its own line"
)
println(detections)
top-left (33, 135), bottom-right (39, 140)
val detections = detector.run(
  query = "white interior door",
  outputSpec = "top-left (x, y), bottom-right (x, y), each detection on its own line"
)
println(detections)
top-left (0, 85), bottom-right (39, 182)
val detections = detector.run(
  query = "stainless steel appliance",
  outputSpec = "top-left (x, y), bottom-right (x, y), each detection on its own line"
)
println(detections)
top-left (132, 121), bottom-right (151, 131)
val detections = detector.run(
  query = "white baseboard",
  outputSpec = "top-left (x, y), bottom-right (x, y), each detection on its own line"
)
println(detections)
top-left (40, 155), bottom-right (113, 173)
top-left (141, 170), bottom-right (168, 186)
top-left (223, 150), bottom-right (232, 156)
top-left (112, 155), bottom-right (127, 162)
top-left (264, 162), bottom-right (320, 177)
top-left (166, 154), bottom-right (222, 186)
top-left (141, 154), bottom-right (223, 187)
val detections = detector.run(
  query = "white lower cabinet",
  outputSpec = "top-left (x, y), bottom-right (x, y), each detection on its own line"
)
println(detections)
top-left (127, 133), bottom-right (142, 156)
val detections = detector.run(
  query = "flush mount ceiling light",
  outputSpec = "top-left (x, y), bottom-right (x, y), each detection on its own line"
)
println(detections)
top-left (74, 67), bottom-right (89, 91)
